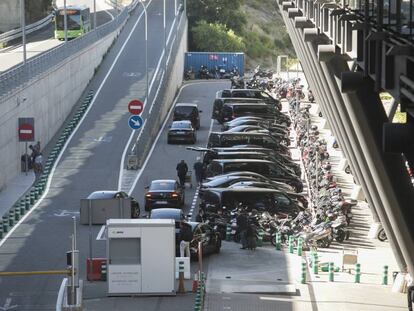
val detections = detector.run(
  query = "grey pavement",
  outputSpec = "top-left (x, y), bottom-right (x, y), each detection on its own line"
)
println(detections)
top-left (0, 172), bottom-right (34, 217)
top-left (0, 0), bottom-right (179, 309)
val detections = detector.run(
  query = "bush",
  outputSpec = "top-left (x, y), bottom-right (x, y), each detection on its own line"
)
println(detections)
top-left (192, 21), bottom-right (245, 52)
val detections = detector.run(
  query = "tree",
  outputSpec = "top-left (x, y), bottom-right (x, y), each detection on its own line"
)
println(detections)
top-left (187, 0), bottom-right (246, 33)
top-left (192, 21), bottom-right (245, 52)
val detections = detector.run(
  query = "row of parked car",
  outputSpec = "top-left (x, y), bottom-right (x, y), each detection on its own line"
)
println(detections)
top-left (193, 88), bottom-right (308, 234)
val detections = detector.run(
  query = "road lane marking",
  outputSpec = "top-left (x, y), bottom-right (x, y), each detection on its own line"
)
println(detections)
top-left (127, 82), bottom-right (225, 196)
top-left (118, 7), bottom-right (179, 189)
top-left (0, 0), bottom-right (155, 249)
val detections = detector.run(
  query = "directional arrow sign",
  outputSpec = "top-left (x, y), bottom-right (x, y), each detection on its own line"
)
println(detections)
top-left (128, 99), bottom-right (144, 115)
top-left (128, 115), bottom-right (144, 130)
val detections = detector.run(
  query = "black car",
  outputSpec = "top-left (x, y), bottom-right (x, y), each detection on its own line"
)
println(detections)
top-left (219, 103), bottom-right (291, 125)
top-left (203, 151), bottom-right (299, 176)
top-left (212, 97), bottom-right (265, 120)
top-left (226, 125), bottom-right (290, 145)
top-left (204, 171), bottom-right (295, 192)
top-left (145, 179), bottom-right (185, 211)
top-left (86, 190), bottom-right (140, 218)
top-left (168, 121), bottom-right (197, 144)
top-left (188, 222), bottom-right (221, 258)
top-left (222, 117), bottom-right (290, 134)
top-left (173, 103), bottom-right (201, 129)
top-left (199, 187), bottom-right (305, 217)
top-left (206, 159), bottom-right (303, 192)
top-left (217, 89), bottom-right (281, 110)
top-left (228, 181), bottom-right (308, 208)
top-left (207, 132), bottom-right (291, 156)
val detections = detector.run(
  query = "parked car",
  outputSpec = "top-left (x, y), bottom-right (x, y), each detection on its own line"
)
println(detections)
top-left (207, 132), bottom-right (291, 156)
top-left (206, 159), bottom-right (303, 192)
top-left (219, 103), bottom-right (291, 125)
top-left (217, 89), bottom-right (281, 110)
top-left (188, 222), bottom-right (221, 259)
top-left (204, 171), bottom-right (295, 192)
top-left (173, 103), bottom-right (201, 129)
top-left (222, 117), bottom-right (290, 134)
top-left (199, 187), bottom-right (305, 217)
top-left (168, 120), bottom-right (197, 144)
top-left (144, 179), bottom-right (185, 211)
top-left (212, 97), bottom-right (265, 120)
top-left (86, 190), bottom-right (140, 218)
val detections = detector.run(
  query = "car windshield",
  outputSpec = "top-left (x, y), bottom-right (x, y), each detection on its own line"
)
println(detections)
top-left (150, 209), bottom-right (182, 221)
top-left (204, 176), bottom-right (236, 187)
top-left (171, 122), bottom-right (192, 129)
top-left (150, 181), bottom-right (175, 191)
top-left (175, 106), bottom-right (195, 116)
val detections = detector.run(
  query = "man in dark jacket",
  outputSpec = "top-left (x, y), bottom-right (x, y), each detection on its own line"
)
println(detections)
top-left (176, 160), bottom-right (188, 187)
top-left (193, 157), bottom-right (204, 187)
top-left (236, 213), bottom-right (248, 249)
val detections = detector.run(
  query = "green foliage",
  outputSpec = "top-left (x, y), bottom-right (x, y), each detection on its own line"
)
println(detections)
top-left (187, 0), bottom-right (247, 33)
top-left (26, 0), bottom-right (53, 23)
top-left (192, 21), bottom-right (245, 52)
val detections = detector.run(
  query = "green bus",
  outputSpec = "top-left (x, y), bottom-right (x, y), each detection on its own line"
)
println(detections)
top-left (54, 5), bottom-right (91, 40)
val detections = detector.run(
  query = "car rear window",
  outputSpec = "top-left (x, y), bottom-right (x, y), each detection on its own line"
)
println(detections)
top-left (150, 209), bottom-right (182, 221)
top-left (172, 122), bottom-right (192, 129)
top-left (150, 181), bottom-right (175, 191)
top-left (175, 106), bottom-right (195, 116)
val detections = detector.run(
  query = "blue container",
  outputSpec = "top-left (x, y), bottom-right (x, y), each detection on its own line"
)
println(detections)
top-left (185, 52), bottom-right (245, 77)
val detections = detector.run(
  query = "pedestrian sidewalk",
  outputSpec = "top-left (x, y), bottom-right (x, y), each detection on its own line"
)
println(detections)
top-left (0, 172), bottom-right (34, 218)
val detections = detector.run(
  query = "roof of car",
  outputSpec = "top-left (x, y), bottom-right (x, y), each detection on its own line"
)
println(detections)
top-left (149, 208), bottom-right (183, 220)
top-left (151, 179), bottom-right (176, 184)
top-left (223, 102), bottom-right (271, 107)
top-left (211, 158), bottom-right (274, 164)
top-left (206, 186), bottom-right (285, 194)
top-left (175, 103), bottom-right (198, 107)
top-left (87, 191), bottom-right (119, 199)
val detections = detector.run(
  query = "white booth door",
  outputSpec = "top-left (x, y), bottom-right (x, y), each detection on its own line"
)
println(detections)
top-left (108, 238), bottom-right (141, 294)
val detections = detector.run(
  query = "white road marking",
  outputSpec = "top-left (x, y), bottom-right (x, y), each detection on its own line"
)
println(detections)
top-left (127, 82), bottom-right (225, 196)
top-left (0, 298), bottom-right (17, 311)
top-left (96, 225), bottom-right (107, 240)
top-left (0, 0), bottom-right (155, 249)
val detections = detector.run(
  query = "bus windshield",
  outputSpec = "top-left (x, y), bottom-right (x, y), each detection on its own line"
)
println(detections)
top-left (56, 13), bottom-right (81, 30)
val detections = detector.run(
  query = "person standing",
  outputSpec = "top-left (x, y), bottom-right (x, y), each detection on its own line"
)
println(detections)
top-left (176, 160), bottom-right (188, 188)
top-left (179, 221), bottom-right (193, 257)
top-left (193, 157), bottom-right (204, 187)
top-left (34, 153), bottom-right (43, 180)
top-left (236, 212), bottom-right (248, 249)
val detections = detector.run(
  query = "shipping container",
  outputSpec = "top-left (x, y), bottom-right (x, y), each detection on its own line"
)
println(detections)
top-left (185, 52), bottom-right (245, 78)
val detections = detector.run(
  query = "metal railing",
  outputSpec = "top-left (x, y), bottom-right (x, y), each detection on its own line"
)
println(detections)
top-left (0, 8), bottom-right (130, 100)
top-left (0, 13), bottom-right (54, 45)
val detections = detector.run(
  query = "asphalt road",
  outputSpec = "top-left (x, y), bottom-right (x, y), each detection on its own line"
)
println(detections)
top-left (0, 0), bottom-right (117, 73)
top-left (0, 0), bottom-right (178, 309)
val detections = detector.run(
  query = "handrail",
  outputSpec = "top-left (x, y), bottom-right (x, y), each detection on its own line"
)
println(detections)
top-left (0, 13), bottom-right (54, 45)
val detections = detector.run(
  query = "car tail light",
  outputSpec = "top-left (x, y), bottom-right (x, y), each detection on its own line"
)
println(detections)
top-left (171, 192), bottom-right (178, 198)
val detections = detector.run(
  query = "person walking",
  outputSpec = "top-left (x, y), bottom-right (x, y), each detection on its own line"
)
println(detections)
top-left (179, 221), bottom-right (193, 257)
top-left (176, 160), bottom-right (188, 188)
top-left (193, 157), bottom-right (204, 187)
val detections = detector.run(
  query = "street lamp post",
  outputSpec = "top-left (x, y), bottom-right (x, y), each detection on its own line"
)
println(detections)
top-left (64, 0), bottom-right (68, 42)
top-left (93, 0), bottom-right (97, 29)
top-left (163, 0), bottom-right (167, 73)
top-left (139, 1), bottom-right (149, 101)
top-left (20, 0), bottom-right (26, 64)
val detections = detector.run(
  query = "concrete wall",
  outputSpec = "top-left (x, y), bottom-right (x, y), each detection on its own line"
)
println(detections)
top-left (0, 29), bottom-right (120, 191)
top-left (0, 0), bottom-right (20, 32)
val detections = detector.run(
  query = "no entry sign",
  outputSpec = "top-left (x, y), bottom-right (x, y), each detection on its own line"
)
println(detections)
top-left (18, 118), bottom-right (35, 142)
top-left (128, 100), bottom-right (144, 115)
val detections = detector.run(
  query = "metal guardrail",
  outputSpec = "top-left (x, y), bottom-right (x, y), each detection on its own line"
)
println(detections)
top-left (0, 13), bottom-right (54, 45)
top-left (0, 8), bottom-right (130, 100)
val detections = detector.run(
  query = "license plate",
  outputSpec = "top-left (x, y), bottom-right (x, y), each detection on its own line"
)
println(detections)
top-left (155, 201), bottom-right (168, 204)
top-left (175, 131), bottom-right (185, 134)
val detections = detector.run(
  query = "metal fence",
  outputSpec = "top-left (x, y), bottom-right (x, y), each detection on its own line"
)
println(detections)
top-left (0, 7), bottom-right (130, 100)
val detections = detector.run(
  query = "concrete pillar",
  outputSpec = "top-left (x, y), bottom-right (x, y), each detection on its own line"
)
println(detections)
top-left (341, 72), bottom-right (414, 274)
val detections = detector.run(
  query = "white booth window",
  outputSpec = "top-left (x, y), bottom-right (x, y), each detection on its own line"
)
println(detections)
top-left (109, 238), bottom-right (141, 264)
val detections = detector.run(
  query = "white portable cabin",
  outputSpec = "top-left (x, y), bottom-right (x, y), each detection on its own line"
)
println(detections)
top-left (106, 219), bottom-right (175, 295)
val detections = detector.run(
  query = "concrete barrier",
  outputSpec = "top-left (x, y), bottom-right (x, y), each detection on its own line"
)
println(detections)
top-left (0, 26), bottom-right (121, 192)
